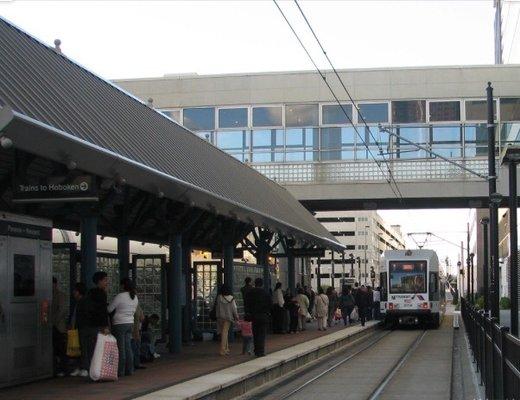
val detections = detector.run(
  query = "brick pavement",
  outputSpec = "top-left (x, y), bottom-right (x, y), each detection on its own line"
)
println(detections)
top-left (0, 321), bottom-right (359, 400)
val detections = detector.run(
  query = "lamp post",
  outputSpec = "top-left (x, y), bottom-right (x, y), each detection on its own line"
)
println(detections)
top-left (480, 217), bottom-right (490, 312)
top-left (500, 144), bottom-right (520, 337)
top-left (457, 261), bottom-right (463, 299)
top-left (364, 225), bottom-right (370, 284)
top-left (470, 253), bottom-right (475, 303)
top-left (349, 253), bottom-right (355, 278)
top-left (356, 256), bottom-right (361, 284)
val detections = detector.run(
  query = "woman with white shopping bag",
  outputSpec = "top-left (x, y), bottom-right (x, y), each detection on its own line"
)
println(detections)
top-left (108, 278), bottom-right (138, 377)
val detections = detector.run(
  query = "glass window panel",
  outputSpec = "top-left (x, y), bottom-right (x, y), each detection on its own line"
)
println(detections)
top-left (392, 100), bottom-right (426, 123)
top-left (252, 129), bottom-right (283, 149)
top-left (160, 109), bottom-right (181, 123)
top-left (321, 127), bottom-right (356, 148)
top-left (464, 144), bottom-right (488, 158)
top-left (286, 128), bottom-right (318, 148)
top-left (367, 127), bottom-right (389, 145)
top-left (252, 106), bottom-right (283, 127)
top-left (321, 150), bottom-right (341, 161)
top-left (251, 152), bottom-right (272, 163)
top-left (432, 126), bottom-right (461, 143)
top-left (341, 149), bottom-right (355, 160)
top-left (500, 123), bottom-right (520, 143)
top-left (229, 153), bottom-right (245, 162)
top-left (465, 100), bottom-right (496, 121)
top-left (14, 254), bottom-right (35, 297)
top-left (322, 104), bottom-right (352, 125)
top-left (216, 130), bottom-right (249, 151)
top-left (500, 98), bottom-right (520, 121)
top-left (429, 101), bottom-right (460, 122)
top-left (464, 124), bottom-right (487, 143)
top-left (285, 104), bottom-right (318, 127)
top-left (286, 152), bottom-right (305, 161)
top-left (218, 108), bottom-right (248, 128)
top-left (398, 127), bottom-right (429, 144)
top-left (194, 131), bottom-right (214, 143)
top-left (183, 107), bottom-right (215, 131)
top-left (431, 145), bottom-right (462, 158)
top-left (359, 103), bottom-right (389, 123)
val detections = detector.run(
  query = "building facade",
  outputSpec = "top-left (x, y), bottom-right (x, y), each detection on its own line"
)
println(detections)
top-left (311, 211), bottom-right (405, 288)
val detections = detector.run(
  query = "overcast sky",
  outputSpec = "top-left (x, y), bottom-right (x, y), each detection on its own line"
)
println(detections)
top-left (1, 0), bottom-right (519, 272)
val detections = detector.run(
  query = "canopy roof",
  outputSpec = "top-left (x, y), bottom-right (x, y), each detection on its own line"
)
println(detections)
top-left (0, 17), bottom-right (342, 250)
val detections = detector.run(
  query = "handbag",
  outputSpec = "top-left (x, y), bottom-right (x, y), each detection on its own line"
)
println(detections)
top-left (89, 333), bottom-right (119, 381)
top-left (66, 329), bottom-right (81, 358)
top-left (350, 307), bottom-right (359, 321)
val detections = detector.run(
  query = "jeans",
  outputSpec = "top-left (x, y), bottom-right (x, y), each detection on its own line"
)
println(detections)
top-left (131, 338), bottom-right (141, 368)
top-left (341, 306), bottom-right (354, 326)
top-left (112, 324), bottom-right (134, 377)
top-left (359, 307), bottom-right (368, 326)
top-left (78, 327), bottom-right (90, 370)
top-left (242, 336), bottom-right (253, 354)
top-left (52, 327), bottom-right (67, 375)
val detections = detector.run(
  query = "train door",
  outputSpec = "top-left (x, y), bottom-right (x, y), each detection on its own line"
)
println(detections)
top-left (1, 233), bottom-right (52, 387)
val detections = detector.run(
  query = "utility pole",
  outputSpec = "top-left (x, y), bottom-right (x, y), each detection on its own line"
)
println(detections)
top-left (488, 82), bottom-right (501, 321)
top-left (494, 0), bottom-right (503, 64)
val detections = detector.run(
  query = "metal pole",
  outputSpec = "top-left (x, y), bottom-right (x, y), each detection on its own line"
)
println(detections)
top-left (223, 243), bottom-right (234, 292)
top-left (169, 232), bottom-right (183, 353)
top-left (364, 226), bottom-right (369, 285)
top-left (117, 235), bottom-right (130, 281)
top-left (357, 257), bottom-right (361, 284)
top-left (482, 219), bottom-right (490, 312)
top-left (288, 250), bottom-right (295, 295)
top-left (331, 250), bottom-right (335, 288)
top-left (467, 223), bottom-right (471, 302)
top-left (317, 257), bottom-right (321, 290)
top-left (470, 254), bottom-right (475, 303)
top-left (509, 161), bottom-right (519, 336)
top-left (487, 82), bottom-right (500, 321)
top-left (341, 252), bottom-right (346, 287)
top-left (80, 214), bottom-right (97, 289)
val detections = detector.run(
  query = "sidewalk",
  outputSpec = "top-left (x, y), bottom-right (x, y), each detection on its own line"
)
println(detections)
top-left (0, 320), bottom-right (377, 400)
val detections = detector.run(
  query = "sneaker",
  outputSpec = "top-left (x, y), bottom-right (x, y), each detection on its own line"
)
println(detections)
top-left (69, 368), bottom-right (81, 377)
top-left (153, 352), bottom-right (161, 359)
top-left (79, 370), bottom-right (89, 377)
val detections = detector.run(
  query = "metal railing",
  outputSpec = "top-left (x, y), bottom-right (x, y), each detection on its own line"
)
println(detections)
top-left (461, 298), bottom-right (520, 400)
top-left (252, 158), bottom-right (489, 184)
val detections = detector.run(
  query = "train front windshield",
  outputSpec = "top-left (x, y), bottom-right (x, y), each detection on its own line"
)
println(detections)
top-left (389, 261), bottom-right (427, 294)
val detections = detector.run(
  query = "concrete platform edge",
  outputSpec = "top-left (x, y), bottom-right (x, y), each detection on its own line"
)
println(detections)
top-left (135, 322), bottom-right (379, 400)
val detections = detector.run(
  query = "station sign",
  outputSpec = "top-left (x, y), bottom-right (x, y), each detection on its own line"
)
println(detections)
top-left (12, 175), bottom-right (98, 203)
top-left (0, 220), bottom-right (52, 240)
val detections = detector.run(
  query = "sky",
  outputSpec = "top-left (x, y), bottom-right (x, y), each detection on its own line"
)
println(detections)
top-left (1, 0), bottom-right (519, 271)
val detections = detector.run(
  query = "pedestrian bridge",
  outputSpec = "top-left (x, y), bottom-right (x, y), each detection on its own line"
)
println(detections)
top-left (252, 157), bottom-right (517, 210)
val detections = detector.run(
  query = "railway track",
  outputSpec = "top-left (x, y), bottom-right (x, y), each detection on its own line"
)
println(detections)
top-left (247, 328), bottom-right (430, 400)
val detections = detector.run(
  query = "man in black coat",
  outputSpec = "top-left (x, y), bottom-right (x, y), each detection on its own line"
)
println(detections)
top-left (244, 278), bottom-right (272, 357)
top-left (355, 285), bottom-right (370, 327)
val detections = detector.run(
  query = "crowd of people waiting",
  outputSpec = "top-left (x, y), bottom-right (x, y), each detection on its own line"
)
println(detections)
top-left (52, 272), bottom-right (161, 379)
top-left (213, 277), bottom-right (382, 359)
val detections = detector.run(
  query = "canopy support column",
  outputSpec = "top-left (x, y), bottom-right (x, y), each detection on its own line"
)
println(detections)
top-left (80, 213), bottom-right (97, 289)
top-left (117, 235), bottom-right (130, 281)
top-left (168, 232), bottom-right (183, 354)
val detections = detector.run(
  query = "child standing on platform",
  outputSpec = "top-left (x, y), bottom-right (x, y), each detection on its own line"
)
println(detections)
top-left (239, 319), bottom-right (253, 355)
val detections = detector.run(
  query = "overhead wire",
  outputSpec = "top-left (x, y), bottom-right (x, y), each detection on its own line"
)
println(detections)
top-left (292, 0), bottom-right (405, 202)
top-left (272, 0), bottom-right (404, 202)
top-left (506, 5), bottom-right (520, 62)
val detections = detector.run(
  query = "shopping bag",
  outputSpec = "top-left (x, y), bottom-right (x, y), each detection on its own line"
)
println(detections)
top-left (89, 333), bottom-right (119, 381)
top-left (350, 307), bottom-right (359, 322)
top-left (66, 329), bottom-right (81, 358)
top-left (334, 308), bottom-right (342, 321)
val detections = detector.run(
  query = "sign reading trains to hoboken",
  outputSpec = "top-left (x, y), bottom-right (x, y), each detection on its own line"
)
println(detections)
top-left (13, 175), bottom-right (98, 202)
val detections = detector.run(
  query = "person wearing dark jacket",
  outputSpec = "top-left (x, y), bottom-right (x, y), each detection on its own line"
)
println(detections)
top-left (355, 285), bottom-right (370, 326)
top-left (84, 271), bottom-right (110, 370)
top-left (69, 282), bottom-right (89, 377)
top-left (244, 278), bottom-right (272, 357)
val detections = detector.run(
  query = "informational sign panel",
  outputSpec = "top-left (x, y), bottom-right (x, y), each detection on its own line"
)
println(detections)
top-left (211, 248), bottom-right (244, 259)
top-left (0, 220), bottom-right (52, 241)
top-left (12, 175), bottom-right (98, 203)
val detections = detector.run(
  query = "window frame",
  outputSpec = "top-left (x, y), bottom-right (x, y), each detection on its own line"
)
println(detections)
top-left (216, 105), bottom-right (250, 129)
top-left (285, 103), bottom-right (319, 128)
top-left (391, 99), bottom-right (427, 125)
top-left (252, 104), bottom-right (284, 128)
top-left (427, 99), bottom-right (462, 123)
top-left (464, 98), bottom-right (498, 122)
top-left (320, 102), bottom-right (355, 126)
top-left (182, 106), bottom-right (216, 131)
top-left (159, 108), bottom-right (183, 124)
top-left (356, 101), bottom-right (391, 125)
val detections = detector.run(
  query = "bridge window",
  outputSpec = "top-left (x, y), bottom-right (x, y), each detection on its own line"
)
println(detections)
top-left (429, 101), bottom-right (460, 122)
top-left (183, 107), bottom-right (215, 131)
top-left (160, 109), bottom-right (181, 123)
top-left (218, 107), bottom-right (248, 128)
top-left (285, 104), bottom-right (318, 127)
top-left (500, 98), bottom-right (520, 121)
top-left (464, 124), bottom-right (488, 157)
top-left (194, 131), bottom-right (214, 143)
top-left (252, 106), bottom-right (282, 127)
top-left (285, 128), bottom-right (319, 161)
top-left (251, 129), bottom-right (284, 163)
top-left (500, 123), bottom-right (520, 146)
top-left (392, 100), bottom-right (426, 123)
top-left (216, 130), bottom-right (250, 157)
top-left (398, 126), bottom-right (429, 159)
top-left (465, 100), bottom-right (496, 121)
top-left (359, 103), bottom-right (388, 123)
top-left (432, 126), bottom-right (462, 158)
top-left (322, 104), bottom-right (353, 125)
top-left (321, 127), bottom-right (356, 161)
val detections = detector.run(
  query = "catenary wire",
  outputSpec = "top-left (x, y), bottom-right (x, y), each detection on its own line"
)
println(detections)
top-left (292, 0), bottom-right (405, 202)
top-left (506, 5), bottom-right (520, 62)
top-left (272, 0), bottom-right (404, 202)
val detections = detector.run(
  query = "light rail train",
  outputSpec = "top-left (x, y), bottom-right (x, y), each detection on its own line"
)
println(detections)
top-left (380, 249), bottom-right (446, 328)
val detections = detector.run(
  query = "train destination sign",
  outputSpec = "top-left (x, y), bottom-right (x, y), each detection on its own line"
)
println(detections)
top-left (12, 175), bottom-right (98, 203)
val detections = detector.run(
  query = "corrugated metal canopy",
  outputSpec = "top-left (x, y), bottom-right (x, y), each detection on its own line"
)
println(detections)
top-left (0, 17), bottom-right (342, 250)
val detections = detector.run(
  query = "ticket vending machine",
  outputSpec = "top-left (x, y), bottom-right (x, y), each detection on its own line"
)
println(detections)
top-left (0, 212), bottom-right (53, 388)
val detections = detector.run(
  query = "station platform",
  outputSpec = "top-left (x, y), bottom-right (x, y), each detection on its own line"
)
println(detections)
top-left (0, 321), bottom-right (378, 400)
